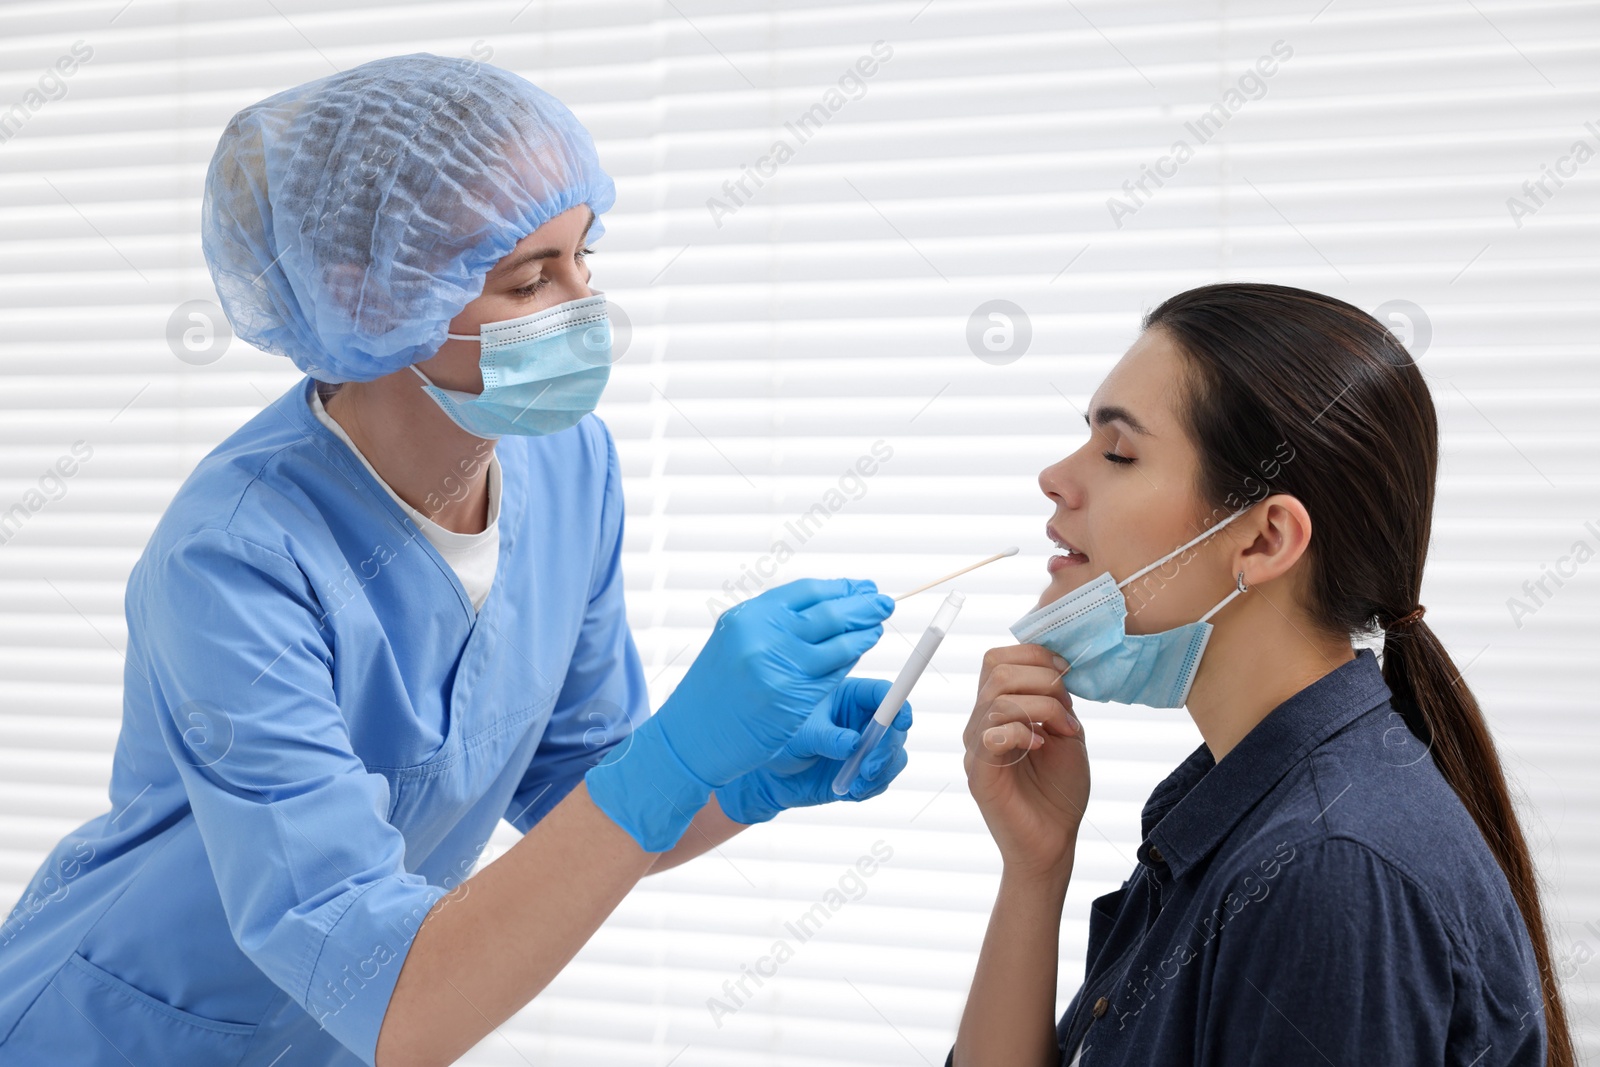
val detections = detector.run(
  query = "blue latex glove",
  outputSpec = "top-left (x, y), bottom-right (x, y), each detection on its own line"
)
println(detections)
top-left (715, 677), bottom-right (913, 825)
top-left (586, 578), bottom-right (893, 851)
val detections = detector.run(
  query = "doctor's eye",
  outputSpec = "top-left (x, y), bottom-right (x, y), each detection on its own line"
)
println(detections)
top-left (1101, 450), bottom-right (1136, 465)
top-left (576, 246), bottom-right (594, 261)
top-left (512, 277), bottom-right (552, 298)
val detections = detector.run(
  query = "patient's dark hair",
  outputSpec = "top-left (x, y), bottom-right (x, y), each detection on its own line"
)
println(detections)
top-left (1145, 282), bottom-right (1572, 1067)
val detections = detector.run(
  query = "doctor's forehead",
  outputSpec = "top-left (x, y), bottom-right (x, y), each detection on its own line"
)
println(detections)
top-left (1085, 328), bottom-right (1188, 438)
top-left (489, 205), bottom-right (596, 274)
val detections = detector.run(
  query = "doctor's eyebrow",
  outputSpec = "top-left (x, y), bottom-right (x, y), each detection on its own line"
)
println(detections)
top-left (1086, 404), bottom-right (1154, 437)
top-left (495, 207), bottom-right (597, 273)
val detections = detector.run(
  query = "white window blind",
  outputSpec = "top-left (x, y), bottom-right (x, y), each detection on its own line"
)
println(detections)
top-left (1, 1), bottom-right (1597, 1064)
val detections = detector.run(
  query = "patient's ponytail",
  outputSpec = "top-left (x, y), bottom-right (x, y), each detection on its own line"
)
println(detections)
top-left (1381, 613), bottom-right (1567, 1050)
top-left (1147, 282), bottom-right (1574, 1067)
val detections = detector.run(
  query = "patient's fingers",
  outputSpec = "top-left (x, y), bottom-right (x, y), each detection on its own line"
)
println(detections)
top-left (980, 720), bottom-right (1044, 756)
top-left (966, 694), bottom-right (1077, 757)
top-left (975, 662), bottom-right (1070, 708)
top-left (978, 643), bottom-right (1069, 686)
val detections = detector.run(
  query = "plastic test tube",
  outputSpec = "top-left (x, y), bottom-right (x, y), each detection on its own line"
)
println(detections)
top-left (830, 590), bottom-right (966, 796)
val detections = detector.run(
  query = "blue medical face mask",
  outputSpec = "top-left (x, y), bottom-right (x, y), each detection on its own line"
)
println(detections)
top-left (1009, 508), bottom-right (1250, 709)
top-left (411, 292), bottom-right (614, 439)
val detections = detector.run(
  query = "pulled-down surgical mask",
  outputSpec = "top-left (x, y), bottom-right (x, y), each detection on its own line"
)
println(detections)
top-left (1009, 508), bottom-right (1251, 708)
top-left (412, 292), bottom-right (614, 439)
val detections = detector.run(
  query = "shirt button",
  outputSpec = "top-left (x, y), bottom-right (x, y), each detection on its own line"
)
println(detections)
top-left (1148, 845), bottom-right (1164, 864)
top-left (1092, 996), bottom-right (1109, 1019)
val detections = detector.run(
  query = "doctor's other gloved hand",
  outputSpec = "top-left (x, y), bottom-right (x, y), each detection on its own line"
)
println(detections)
top-left (715, 676), bottom-right (913, 825)
top-left (586, 578), bottom-right (893, 851)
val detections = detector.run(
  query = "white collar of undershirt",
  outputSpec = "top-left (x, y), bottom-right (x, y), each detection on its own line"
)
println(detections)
top-left (308, 386), bottom-right (500, 546)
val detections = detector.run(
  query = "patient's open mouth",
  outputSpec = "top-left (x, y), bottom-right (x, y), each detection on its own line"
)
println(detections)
top-left (1047, 525), bottom-right (1090, 574)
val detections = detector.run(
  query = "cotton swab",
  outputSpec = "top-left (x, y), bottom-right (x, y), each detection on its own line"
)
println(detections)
top-left (892, 546), bottom-right (1019, 601)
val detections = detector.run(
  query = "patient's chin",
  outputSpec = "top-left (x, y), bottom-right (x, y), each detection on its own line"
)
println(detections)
top-left (1034, 570), bottom-right (1095, 610)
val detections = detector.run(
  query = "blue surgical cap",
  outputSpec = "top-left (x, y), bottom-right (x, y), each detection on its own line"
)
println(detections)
top-left (201, 53), bottom-right (616, 383)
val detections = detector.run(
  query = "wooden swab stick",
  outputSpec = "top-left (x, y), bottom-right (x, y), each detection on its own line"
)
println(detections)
top-left (893, 547), bottom-right (1019, 601)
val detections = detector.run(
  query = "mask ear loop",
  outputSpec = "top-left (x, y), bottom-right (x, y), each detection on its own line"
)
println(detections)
top-left (1198, 571), bottom-right (1248, 624)
top-left (1116, 506), bottom-right (1251, 592)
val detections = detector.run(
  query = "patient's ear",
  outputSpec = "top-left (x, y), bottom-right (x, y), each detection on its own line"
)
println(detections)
top-left (1232, 494), bottom-right (1312, 587)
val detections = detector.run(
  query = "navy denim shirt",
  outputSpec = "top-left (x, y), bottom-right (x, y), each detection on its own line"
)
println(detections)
top-left (948, 649), bottom-right (1546, 1066)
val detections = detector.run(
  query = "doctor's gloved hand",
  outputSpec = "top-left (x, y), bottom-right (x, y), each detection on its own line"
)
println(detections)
top-left (586, 578), bottom-right (893, 851)
top-left (715, 677), bottom-right (913, 825)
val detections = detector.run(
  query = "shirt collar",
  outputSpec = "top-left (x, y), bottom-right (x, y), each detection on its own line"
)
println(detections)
top-left (1141, 648), bottom-right (1392, 880)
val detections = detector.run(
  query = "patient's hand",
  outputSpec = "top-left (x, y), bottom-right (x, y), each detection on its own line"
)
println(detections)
top-left (963, 643), bottom-right (1088, 880)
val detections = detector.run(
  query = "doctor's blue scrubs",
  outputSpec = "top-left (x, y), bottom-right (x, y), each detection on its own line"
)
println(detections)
top-left (0, 377), bottom-right (649, 1065)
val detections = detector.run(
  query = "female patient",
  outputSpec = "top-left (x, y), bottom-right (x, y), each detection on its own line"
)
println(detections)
top-left (950, 283), bottom-right (1572, 1066)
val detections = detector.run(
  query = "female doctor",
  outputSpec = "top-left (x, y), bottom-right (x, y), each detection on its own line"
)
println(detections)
top-left (0, 54), bottom-right (911, 1067)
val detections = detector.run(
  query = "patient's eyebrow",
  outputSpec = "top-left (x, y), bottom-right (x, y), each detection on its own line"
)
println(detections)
top-left (1086, 404), bottom-right (1154, 437)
